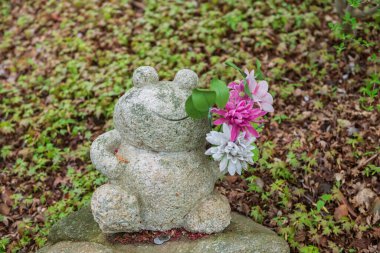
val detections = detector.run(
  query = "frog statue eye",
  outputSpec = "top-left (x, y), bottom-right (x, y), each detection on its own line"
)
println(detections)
top-left (132, 66), bottom-right (159, 88)
top-left (174, 69), bottom-right (198, 89)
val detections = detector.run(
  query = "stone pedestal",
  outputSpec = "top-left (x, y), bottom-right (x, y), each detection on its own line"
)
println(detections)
top-left (38, 205), bottom-right (289, 253)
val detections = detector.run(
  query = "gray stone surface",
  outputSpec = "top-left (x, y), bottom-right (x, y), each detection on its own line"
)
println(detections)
top-left (38, 242), bottom-right (113, 253)
top-left (90, 66), bottom-right (229, 234)
top-left (38, 207), bottom-right (290, 253)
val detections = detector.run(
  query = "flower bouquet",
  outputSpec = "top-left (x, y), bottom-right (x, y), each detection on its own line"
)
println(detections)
top-left (185, 61), bottom-right (274, 176)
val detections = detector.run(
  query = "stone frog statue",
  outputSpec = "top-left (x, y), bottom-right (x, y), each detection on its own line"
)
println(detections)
top-left (90, 66), bottom-right (231, 234)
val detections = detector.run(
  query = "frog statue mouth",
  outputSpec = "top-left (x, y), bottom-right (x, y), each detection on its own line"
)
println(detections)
top-left (153, 111), bottom-right (189, 121)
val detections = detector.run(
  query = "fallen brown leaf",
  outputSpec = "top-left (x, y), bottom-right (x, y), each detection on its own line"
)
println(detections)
top-left (335, 189), bottom-right (358, 218)
top-left (353, 188), bottom-right (377, 210)
top-left (1, 189), bottom-right (13, 206)
top-left (225, 175), bottom-right (239, 184)
top-left (53, 176), bottom-right (69, 188)
top-left (334, 204), bottom-right (349, 221)
top-left (372, 197), bottom-right (380, 215)
top-left (0, 203), bottom-right (10, 216)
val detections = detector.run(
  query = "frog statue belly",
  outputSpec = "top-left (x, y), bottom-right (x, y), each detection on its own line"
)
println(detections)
top-left (90, 66), bottom-right (231, 234)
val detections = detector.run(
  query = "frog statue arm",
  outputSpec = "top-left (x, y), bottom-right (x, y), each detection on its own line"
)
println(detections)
top-left (90, 129), bottom-right (121, 179)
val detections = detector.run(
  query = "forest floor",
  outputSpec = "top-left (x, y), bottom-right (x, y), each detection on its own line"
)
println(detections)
top-left (0, 1), bottom-right (379, 252)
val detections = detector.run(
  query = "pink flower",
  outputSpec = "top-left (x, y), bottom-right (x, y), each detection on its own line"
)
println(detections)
top-left (228, 81), bottom-right (249, 103)
top-left (244, 69), bottom-right (274, 113)
top-left (250, 80), bottom-right (274, 112)
top-left (211, 100), bottom-right (267, 141)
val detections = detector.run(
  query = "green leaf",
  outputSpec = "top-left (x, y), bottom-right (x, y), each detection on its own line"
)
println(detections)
top-left (300, 245), bottom-right (319, 253)
top-left (192, 88), bottom-right (216, 112)
top-left (210, 78), bottom-right (229, 108)
top-left (226, 61), bottom-right (252, 98)
top-left (321, 194), bottom-right (332, 202)
top-left (225, 61), bottom-right (247, 77)
top-left (347, 0), bottom-right (361, 8)
top-left (255, 60), bottom-right (265, 80)
top-left (252, 145), bottom-right (260, 162)
top-left (243, 78), bottom-right (253, 99)
top-left (316, 200), bottom-right (325, 212)
top-left (185, 96), bottom-right (208, 119)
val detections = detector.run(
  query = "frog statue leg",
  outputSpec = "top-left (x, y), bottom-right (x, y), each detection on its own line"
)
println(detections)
top-left (90, 130), bottom-right (141, 233)
top-left (183, 190), bottom-right (231, 234)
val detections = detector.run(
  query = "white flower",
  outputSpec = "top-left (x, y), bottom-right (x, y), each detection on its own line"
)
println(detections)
top-left (205, 124), bottom-right (256, 175)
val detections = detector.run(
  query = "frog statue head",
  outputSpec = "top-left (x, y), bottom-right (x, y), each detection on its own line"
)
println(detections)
top-left (113, 66), bottom-right (210, 152)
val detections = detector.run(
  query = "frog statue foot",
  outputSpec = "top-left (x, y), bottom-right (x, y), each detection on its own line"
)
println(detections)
top-left (184, 191), bottom-right (231, 234)
top-left (90, 66), bottom-right (231, 234)
top-left (91, 184), bottom-right (141, 233)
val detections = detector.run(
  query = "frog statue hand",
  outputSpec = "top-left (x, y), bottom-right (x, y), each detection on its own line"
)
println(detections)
top-left (90, 66), bottom-right (231, 234)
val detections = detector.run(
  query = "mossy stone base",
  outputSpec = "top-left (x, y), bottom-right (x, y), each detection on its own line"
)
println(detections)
top-left (47, 205), bottom-right (102, 243)
top-left (39, 205), bottom-right (289, 253)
